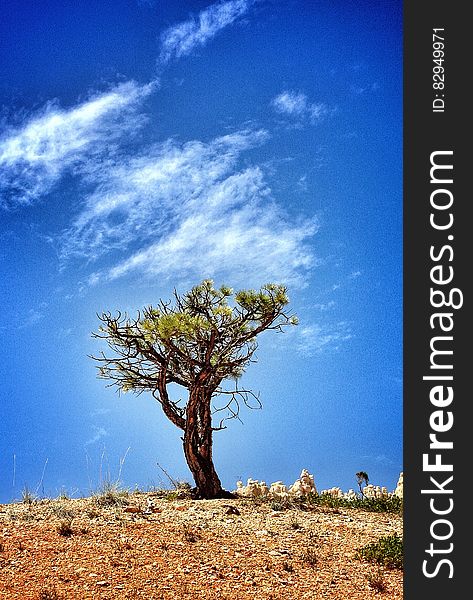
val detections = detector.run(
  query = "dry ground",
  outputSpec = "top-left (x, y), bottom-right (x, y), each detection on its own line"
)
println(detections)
top-left (0, 491), bottom-right (403, 599)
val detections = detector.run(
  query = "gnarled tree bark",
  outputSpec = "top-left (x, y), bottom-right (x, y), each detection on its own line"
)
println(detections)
top-left (183, 385), bottom-right (231, 499)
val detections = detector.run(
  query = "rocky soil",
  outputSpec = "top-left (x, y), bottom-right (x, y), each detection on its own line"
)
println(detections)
top-left (0, 491), bottom-right (403, 599)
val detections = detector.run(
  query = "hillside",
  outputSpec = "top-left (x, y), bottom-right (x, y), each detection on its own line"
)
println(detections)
top-left (0, 490), bottom-right (403, 599)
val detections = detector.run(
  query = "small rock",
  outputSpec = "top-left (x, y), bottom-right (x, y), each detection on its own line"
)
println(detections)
top-left (124, 506), bottom-right (141, 513)
top-left (224, 505), bottom-right (240, 515)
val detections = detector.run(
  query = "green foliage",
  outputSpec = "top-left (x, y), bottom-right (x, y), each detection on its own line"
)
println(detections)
top-left (93, 280), bottom-right (297, 497)
top-left (356, 471), bottom-right (369, 486)
top-left (356, 533), bottom-right (403, 570)
top-left (94, 279), bottom-right (296, 394)
top-left (304, 492), bottom-right (402, 514)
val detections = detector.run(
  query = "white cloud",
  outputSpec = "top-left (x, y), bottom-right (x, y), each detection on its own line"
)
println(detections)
top-left (271, 90), bottom-right (328, 125)
top-left (60, 129), bottom-right (317, 288)
top-left (0, 81), bottom-right (153, 208)
top-left (60, 129), bottom-right (268, 260)
top-left (159, 0), bottom-right (254, 64)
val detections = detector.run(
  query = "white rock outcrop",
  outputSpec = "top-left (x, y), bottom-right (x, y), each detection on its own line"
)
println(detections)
top-left (234, 470), bottom-right (404, 502)
top-left (394, 472), bottom-right (403, 498)
top-left (235, 469), bottom-right (317, 500)
top-left (268, 481), bottom-right (289, 501)
top-left (289, 469), bottom-right (317, 497)
top-left (320, 486), bottom-right (344, 498)
top-left (362, 484), bottom-right (389, 499)
top-left (235, 478), bottom-right (269, 499)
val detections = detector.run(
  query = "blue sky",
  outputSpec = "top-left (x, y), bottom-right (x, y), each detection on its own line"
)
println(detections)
top-left (0, 0), bottom-right (402, 502)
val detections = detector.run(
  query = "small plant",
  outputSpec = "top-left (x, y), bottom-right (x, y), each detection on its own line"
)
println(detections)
top-left (116, 537), bottom-right (133, 551)
top-left (57, 489), bottom-right (69, 501)
top-left (38, 587), bottom-right (64, 600)
top-left (282, 560), bottom-right (294, 572)
top-left (86, 507), bottom-right (101, 519)
top-left (164, 490), bottom-right (179, 501)
top-left (182, 524), bottom-right (199, 543)
top-left (367, 567), bottom-right (388, 592)
top-left (290, 517), bottom-right (302, 530)
top-left (57, 518), bottom-right (74, 537)
top-left (356, 532), bottom-right (403, 570)
top-left (21, 486), bottom-right (36, 505)
top-left (301, 547), bottom-right (318, 567)
top-left (175, 480), bottom-right (193, 498)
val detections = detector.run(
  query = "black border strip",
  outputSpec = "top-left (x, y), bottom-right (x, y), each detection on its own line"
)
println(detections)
top-left (404, 2), bottom-right (468, 596)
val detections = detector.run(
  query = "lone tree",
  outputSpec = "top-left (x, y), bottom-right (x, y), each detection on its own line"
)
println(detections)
top-left (356, 471), bottom-right (369, 497)
top-left (92, 280), bottom-right (297, 499)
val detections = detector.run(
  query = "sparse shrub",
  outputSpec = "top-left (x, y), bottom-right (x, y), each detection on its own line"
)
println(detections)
top-left (270, 498), bottom-right (295, 511)
top-left (361, 495), bottom-right (403, 513)
top-left (176, 480), bottom-right (193, 498)
top-left (164, 490), bottom-right (179, 501)
top-left (86, 507), bottom-right (101, 519)
top-left (93, 481), bottom-right (129, 506)
top-left (356, 533), bottom-right (403, 570)
top-left (290, 518), bottom-right (302, 530)
top-left (304, 491), bottom-right (402, 514)
top-left (367, 567), bottom-right (388, 592)
top-left (52, 506), bottom-right (75, 520)
top-left (57, 518), bottom-right (74, 537)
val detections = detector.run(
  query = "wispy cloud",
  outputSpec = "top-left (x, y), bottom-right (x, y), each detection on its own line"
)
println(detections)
top-left (18, 308), bottom-right (45, 329)
top-left (60, 129), bottom-right (267, 259)
top-left (295, 321), bottom-right (352, 356)
top-left (159, 0), bottom-right (254, 64)
top-left (85, 426), bottom-right (109, 447)
top-left (61, 129), bottom-right (317, 287)
top-left (271, 90), bottom-right (328, 125)
top-left (0, 81), bottom-right (153, 208)
top-left (348, 270), bottom-right (362, 279)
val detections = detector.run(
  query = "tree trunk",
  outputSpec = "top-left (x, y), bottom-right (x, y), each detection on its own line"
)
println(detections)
top-left (183, 385), bottom-right (231, 499)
